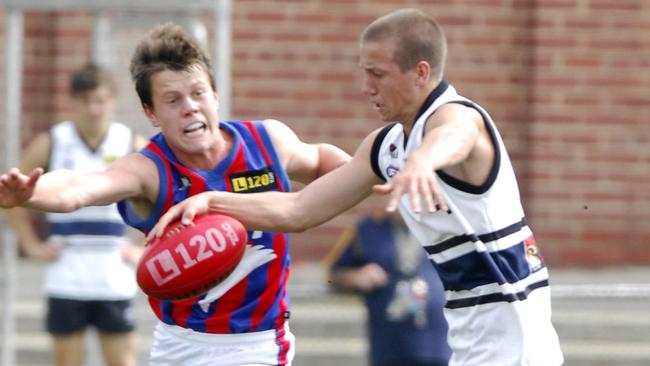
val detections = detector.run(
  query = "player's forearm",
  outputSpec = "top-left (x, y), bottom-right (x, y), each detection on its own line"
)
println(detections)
top-left (329, 268), bottom-right (362, 290)
top-left (205, 190), bottom-right (311, 232)
top-left (26, 170), bottom-right (94, 212)
top-left (199, 158), bottom-right (371, 232)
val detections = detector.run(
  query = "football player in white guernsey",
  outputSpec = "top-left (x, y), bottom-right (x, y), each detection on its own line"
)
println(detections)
top-left (4, 63), bottom-right (148, 366)
top-left (147, 8), bottom-right (564, 366)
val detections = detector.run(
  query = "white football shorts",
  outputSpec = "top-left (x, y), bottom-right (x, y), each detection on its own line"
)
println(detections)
top-left (149, 321), bottom-right (295, 366)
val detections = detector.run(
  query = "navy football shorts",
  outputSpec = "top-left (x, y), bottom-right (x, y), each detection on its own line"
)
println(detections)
top-left (46, 297), bottom-right (135, 335)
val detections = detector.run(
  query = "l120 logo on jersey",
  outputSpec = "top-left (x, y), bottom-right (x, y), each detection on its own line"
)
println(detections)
top-left (230, 167), bottom-right (279, 193)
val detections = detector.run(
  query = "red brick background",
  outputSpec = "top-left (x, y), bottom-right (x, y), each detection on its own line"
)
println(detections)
top-left (1, 1), bottom-right (649, 267)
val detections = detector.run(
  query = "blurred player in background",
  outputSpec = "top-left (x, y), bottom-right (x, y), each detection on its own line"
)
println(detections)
top-left (325, 211), bottom-right (451, 366)
top-left (5, 63), bottom-right (147, 366)
top-left (0, 23), bottom-right (350, 365)
top-left (147, 8), bottom-right (564, 366)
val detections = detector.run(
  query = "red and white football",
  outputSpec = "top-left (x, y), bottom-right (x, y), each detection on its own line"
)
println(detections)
top-left (137, 214), bottom-right (248, 301)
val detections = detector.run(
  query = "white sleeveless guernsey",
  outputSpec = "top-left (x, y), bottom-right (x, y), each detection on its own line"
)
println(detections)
top-left (44, 121), bottom-right (137, 300)
top-left (371, 81), bottom-right (563, 366)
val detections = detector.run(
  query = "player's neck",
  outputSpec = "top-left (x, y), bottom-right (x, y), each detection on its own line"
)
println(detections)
top-left (175, 130), bottom-right (233, 171)
top-left (74, 119), bottom-right (111, 150)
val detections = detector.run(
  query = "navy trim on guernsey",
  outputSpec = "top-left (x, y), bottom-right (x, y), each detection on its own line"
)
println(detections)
top-left (435, 240), bottom-right (532, 291)
top-left (412, 79), bottom-right (449, 148)
top-left (49, 221), bottom-right (126, 236)
top-left (445, 279), bottom-right (549, 309)
top-left (417, 80), bottom-right (449, 125)
top-left (424, 218), bottom-right (528, 255)
top-left (370, 122), bottom-right (397, 181)
top-left (426, 218), bottom-right (534, 293)
top-left (435, 100), bottom-right (501, 195)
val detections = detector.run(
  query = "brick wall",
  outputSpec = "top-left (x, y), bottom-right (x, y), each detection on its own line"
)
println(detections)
top-left (1, 0), bottom-right (648, 266)
top-left (526, 0), bottom-right (650, 265)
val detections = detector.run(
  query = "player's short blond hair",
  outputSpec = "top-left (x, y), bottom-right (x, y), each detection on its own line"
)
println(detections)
top-left (361, 8), bottom-right (447, 80)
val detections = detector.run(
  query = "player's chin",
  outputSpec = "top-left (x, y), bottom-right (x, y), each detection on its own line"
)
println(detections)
top-left (179, 139), bottom-right (211, 154)
top-left (376, 111), bottom-right (393, 123)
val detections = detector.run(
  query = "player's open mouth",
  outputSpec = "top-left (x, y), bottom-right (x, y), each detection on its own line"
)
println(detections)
top-left (184, 122), bottom-right (207, 135)
top-left (373, 103), bottom-right (384, 111)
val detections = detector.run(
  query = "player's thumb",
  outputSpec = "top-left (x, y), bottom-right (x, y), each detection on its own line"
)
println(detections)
top-left (372, 182), bottom-right (394, 195)
top-left (181, 208), bottom-right (197, 226)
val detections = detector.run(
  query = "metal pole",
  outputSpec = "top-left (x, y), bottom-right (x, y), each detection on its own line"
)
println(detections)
top-left (215, 0), bottom-right (232, 120)
top-left (1, 8), bottom-right (24, 366)
top-left (92, 10), bottom-right (113, 67)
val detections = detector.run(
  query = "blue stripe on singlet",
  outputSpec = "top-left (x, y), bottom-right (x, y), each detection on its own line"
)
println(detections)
top-left (424, 218), bottom-right (528, 255)
top-left (444, 279), bottom-right (549, 309)
top-left (434, 242), bottom-right (531, 291)
top-left (49, 221), bottom-right (125, 236)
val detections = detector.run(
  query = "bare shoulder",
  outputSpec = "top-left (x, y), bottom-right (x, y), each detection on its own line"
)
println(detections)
top-left (108, 153), bottom-right (159, 200)
top-left (262, 118), bottom-right (304, 163)
top-left (262, 118), bottom-right (297, 140)
top-left (429, 102), bottom-right (484, 130)
top-left (112, 153), bottom-right (157, 179)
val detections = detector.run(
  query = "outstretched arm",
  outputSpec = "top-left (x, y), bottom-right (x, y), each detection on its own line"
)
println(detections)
top-left (0, 154), bottom-right (153, 212)
top-left (149, 129), bottom-right (384, 239)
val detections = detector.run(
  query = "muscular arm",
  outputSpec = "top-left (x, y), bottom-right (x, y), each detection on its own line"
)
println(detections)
top-left (3, 131), bottom-right (154, 258)
top-left (149, 129), bottom-right (385, 237)
top-left (377, 103), bottom-right (494, 212)
top-left (1, 153), bottom-right (155, 213)
top-left (208, 140), bottom-right (374, 231)
top-left (264, 119), bottom-right (351, 183)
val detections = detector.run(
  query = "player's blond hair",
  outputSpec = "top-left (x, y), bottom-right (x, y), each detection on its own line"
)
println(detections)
top-left (361, 8), bottom-right (447, 81)
top-left (129, 22), bottom-right (215, 108)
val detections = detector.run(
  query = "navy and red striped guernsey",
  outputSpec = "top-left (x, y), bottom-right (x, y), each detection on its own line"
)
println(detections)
top-left (117, 120), bottom-right (292, 337)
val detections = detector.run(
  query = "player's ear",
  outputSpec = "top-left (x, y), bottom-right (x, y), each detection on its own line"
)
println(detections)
top-left (414, 61), bottom-right (431, 86)
top-left (143, 104), bottom-right (159, 127)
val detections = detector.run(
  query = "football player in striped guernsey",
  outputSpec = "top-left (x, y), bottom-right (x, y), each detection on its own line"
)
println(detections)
top-left (0, 23), bottom-right (350, 365)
